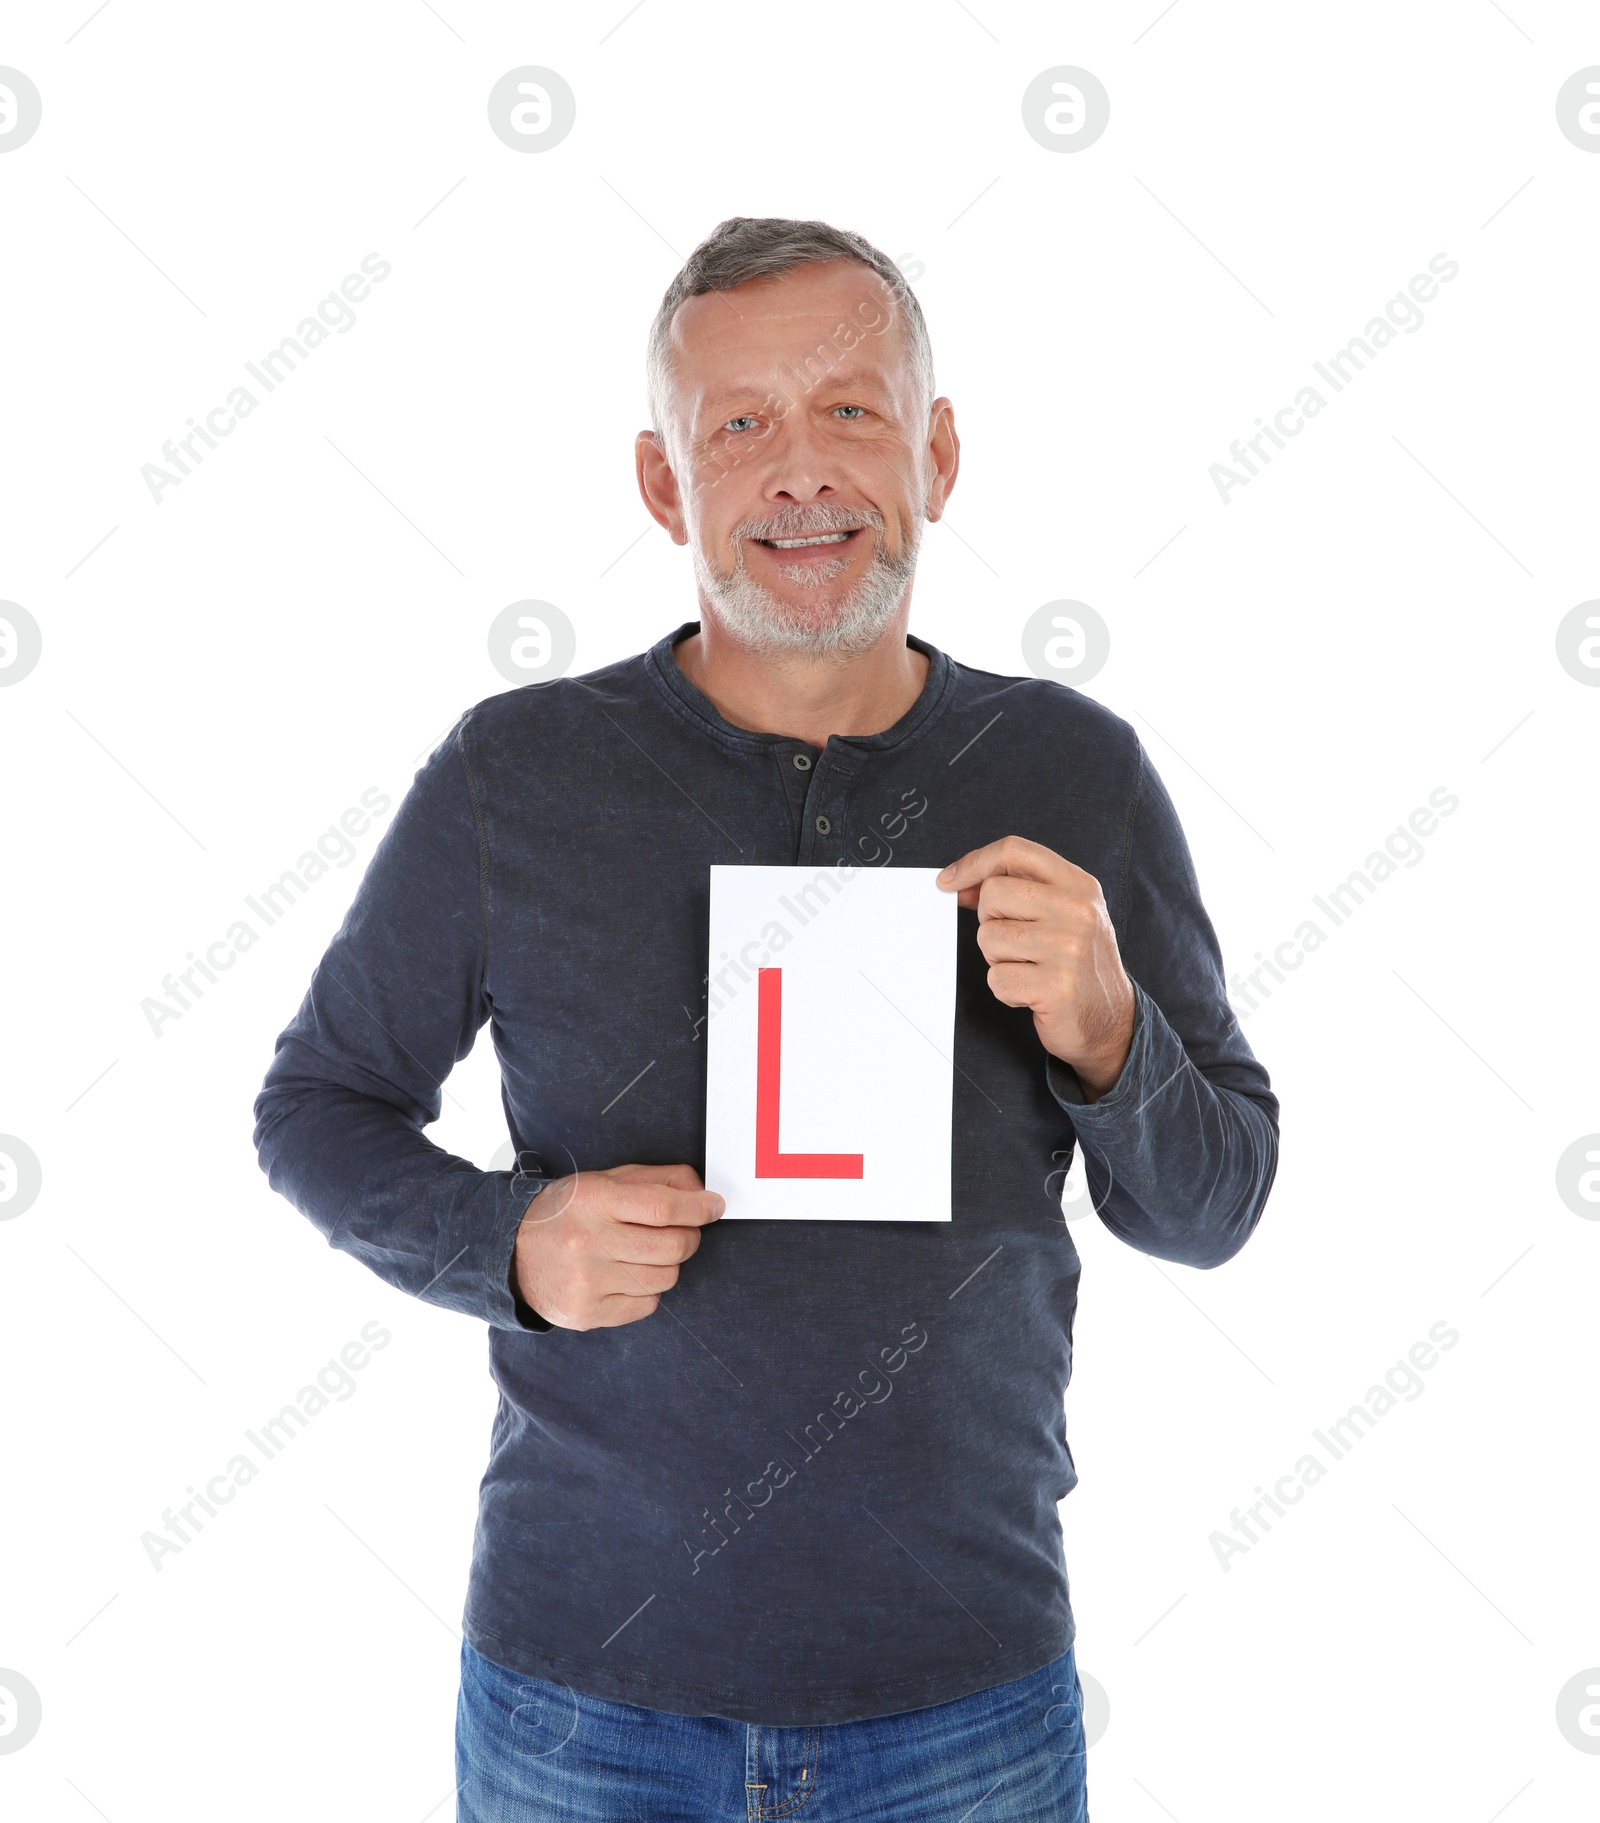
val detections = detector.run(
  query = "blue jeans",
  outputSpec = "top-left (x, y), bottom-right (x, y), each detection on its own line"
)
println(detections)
top-left (456, 1639), bottom-right (1088, 1821)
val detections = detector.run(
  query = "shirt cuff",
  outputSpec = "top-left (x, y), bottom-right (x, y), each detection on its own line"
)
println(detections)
top-left (1044, 978), bottom-right (1153, 1116)
top-left (496, 1175), bottom-right (555, 1333)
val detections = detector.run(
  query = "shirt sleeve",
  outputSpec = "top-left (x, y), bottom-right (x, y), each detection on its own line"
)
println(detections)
top-left (252, 714), bottom-right (553, 1332)
top-left (1044, 739), bottom-right (1280, 1268)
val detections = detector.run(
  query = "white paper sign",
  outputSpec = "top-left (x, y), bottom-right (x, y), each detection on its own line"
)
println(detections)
top-left (704, 864), bottom-right (957, 1221)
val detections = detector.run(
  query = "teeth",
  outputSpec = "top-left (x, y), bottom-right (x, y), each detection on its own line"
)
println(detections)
top-left (766, 532), bottom-right (852, 548)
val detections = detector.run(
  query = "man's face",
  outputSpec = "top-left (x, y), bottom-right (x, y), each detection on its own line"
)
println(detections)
top-left (641, 260), bottom-right (956, 658)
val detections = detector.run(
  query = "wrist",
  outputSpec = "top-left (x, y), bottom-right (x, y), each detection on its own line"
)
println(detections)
top-left (1074, 1052), bottom-right (1125, 1102)
top-left (1064, 998), bottom-right (1137, 1102)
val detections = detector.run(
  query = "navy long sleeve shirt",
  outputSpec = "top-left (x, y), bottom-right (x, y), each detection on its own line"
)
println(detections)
top-left (252, 623), bottom-right (1279, 1724)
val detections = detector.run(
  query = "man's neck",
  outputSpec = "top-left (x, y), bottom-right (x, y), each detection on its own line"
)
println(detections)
top-left (672, 610), bottom-right (931, 750)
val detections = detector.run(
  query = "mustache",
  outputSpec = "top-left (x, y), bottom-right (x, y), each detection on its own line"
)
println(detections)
top-left (733, 504), bottom-right (884, 543)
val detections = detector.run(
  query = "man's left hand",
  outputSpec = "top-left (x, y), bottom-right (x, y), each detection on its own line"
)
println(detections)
top-left (938, 836), bottom-right (1136, 1101)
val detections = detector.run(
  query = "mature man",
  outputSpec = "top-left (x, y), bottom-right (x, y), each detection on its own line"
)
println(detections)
top-left (254, 216), bottom-right (1279, 1821)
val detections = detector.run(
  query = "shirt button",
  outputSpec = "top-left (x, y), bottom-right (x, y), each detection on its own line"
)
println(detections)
top-left (814, 815), bottom-right (832, 835)
top-left (792, 753), bottom-right (812, 771)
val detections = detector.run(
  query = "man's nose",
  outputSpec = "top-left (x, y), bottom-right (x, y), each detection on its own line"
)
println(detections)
top-left (757, 415), bottom-right (839, 503)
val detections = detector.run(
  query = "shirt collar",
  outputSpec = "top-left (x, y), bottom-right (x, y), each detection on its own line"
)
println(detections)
top-left (645, 620), bottom-right (956, 757)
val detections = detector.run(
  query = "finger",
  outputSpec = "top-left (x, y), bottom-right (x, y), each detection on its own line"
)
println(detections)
top-left (609, 1261), bottom-right (682, 1298)
top-left (974, 875), bottom-right (1049, 924)
top-left (609, 1183), bottom-right (726, 1227)
top-left (603, 1162), bottom-right (705, 1191)
top-left (605, 1222), bottom-right (705, 1267)
top-left (975, 917), bottom-right (1047, 965)
top-left (937, 836), bottom-right (1071, 895)
top-left (986, 960), bottom-right (1045, 1009)
top-left (585, 1291), bottom-right (663, 1328)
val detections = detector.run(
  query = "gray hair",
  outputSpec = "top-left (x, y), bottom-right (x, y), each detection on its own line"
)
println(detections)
top-left (645, 216), bottom-right (935, 441)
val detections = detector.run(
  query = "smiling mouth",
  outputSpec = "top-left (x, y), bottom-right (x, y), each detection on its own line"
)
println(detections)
top-left (754, 530), bottom-right (859, 550)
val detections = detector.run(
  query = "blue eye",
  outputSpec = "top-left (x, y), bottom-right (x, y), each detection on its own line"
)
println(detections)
top-left (834, 405), bottom-right (864, 419)
top-left (724, 416), bottom-right (759, 433)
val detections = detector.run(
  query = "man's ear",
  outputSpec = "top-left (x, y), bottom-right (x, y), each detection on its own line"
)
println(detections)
top-left (636, 429), bottom-right (689, 546)
top-left (922, 398), bottom-right (960, 523)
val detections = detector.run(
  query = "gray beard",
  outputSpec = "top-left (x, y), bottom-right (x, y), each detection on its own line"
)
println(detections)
top-left (693, 512), bottom-right (921, 661)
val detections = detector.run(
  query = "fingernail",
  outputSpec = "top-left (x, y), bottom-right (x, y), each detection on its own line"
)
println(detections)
top-left (937, 864), bottom-right (953, 882)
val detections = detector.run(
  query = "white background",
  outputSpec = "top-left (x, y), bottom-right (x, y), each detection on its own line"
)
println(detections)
top-left (704, 865), bottom-right (955, 1221)
top-left (1, 2), bottom-right (1596, 1818)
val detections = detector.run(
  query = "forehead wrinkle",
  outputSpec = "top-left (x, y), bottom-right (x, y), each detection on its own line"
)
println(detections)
top-left (692, 361), bottom-right (900, 405)
top-left (693, 299), bottom-right (878, 329)
top-left (669, 281), bottom-right (908, 364)
top-left (672, 325), bottom-right (899, 375)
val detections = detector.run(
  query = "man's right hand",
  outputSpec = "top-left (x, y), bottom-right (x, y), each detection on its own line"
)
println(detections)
top-left (511, 1162), bottom-right (725, 1331)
